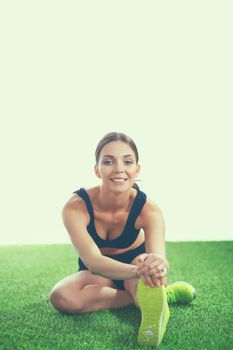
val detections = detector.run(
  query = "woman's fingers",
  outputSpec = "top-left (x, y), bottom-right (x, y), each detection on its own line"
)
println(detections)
top-left (156, 263), bottom-right (168, 271)
top-left (141, 274), bottom-right (154, 287)
top-left (137, 264), bottom-right (167, 278)
top-left (136, 254), bottom-right (169, 287)
top-left (145, 268), bottom-right (167, 278)
top-left (140, 274), bottom-right (167, 288)
top-left (150, 275), bottom-right (161, 287)
top-left (151, 275), bottom-right (167, 287)
top-left (136, 257), bottom-right (154, 287)
top-left (162, 276), bottom-right (167, 287)
top-left (137, 260), bottom-right (168, 275)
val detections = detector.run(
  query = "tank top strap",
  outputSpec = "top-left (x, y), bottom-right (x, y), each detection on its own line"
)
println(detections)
top-left (72, 188), bottom-right (94, 223)
top-left (125, 189), bottom-right (147, 229)
top-left (73, 187), bottom-right (147, 230)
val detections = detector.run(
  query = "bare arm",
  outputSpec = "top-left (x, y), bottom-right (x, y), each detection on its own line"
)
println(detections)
top-left (62, 202), bottom-right (138, 280)
top-left (136, 201), bottom-right (169, 285)
top-left (142, 201), bottom-right (167, 258)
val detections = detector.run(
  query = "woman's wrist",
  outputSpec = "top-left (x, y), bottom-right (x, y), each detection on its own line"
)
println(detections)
top-left (134, 266), bottom-right (139, 279)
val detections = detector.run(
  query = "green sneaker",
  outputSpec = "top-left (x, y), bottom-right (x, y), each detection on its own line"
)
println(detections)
top-left (137, 278), bottom-right (170, 347)
top-left (166, 281), bottom-right (197, 305)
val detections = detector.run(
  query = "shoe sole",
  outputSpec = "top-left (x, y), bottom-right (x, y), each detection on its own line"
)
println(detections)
top-left (137, 280), bottom-right (167, 347)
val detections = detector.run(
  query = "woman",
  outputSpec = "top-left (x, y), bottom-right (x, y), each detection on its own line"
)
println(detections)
top-left (50, 132), bottom-right (197, 347)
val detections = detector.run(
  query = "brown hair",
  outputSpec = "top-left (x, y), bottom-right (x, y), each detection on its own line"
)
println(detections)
top-left (95, 132), bottom-right (140, 190)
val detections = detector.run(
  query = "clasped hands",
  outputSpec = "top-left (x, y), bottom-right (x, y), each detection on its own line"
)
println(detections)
top-left (135, 253), bottom-right (169, 287)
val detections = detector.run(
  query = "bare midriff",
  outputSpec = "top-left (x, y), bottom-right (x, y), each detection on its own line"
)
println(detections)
top-left (99, 230), bottom-right (145, 255)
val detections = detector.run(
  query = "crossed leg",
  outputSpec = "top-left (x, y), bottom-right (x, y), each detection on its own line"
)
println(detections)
top-left (49, 270), bottom-right (134, 314)
top-left (49, 254), bottom-right (146, 314)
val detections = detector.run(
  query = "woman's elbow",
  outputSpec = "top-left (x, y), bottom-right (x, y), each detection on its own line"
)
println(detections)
top-left (87, 257), bottom-right (102, 275)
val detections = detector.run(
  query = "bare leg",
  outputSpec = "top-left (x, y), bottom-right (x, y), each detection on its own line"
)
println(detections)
top-left (50, 271), bottom-right (134, 314)
top-left (124, 253), bottom-right (149, 309)
top-left (76, 285), bottom-right (133, 313)
top-left (124, 279), bottom-right (140, 308)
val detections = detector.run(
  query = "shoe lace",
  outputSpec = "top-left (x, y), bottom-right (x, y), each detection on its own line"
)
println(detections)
top-left (166, 289), bottom-right (176, 304)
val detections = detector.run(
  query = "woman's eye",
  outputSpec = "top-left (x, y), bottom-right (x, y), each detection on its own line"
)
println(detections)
top-left (103, 159), bottom-right (113, 165)
top-left (103, 159), bottom-right (134, 165)
top-left (125, 159), bottom-right (134, 165)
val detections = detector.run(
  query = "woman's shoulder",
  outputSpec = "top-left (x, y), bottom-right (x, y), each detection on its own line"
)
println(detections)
top-left (135, 193), bottom-right (164, 230)
top-left (62, 187), bottom-right (98, 226)
top-left (65, 186), bottom-right (98, 209)
top-left (141, 194), bottom-right (164, 216)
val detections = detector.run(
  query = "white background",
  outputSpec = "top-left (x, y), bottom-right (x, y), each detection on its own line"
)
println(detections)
top-left (1, 1), bottom-right (232, 244)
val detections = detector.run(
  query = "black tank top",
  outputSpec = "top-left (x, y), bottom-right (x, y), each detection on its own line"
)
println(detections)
top-left (72, 187), bottom-right (147, 249)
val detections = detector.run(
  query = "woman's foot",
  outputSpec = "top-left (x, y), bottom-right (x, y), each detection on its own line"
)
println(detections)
top-left (136, 278), bottom-right (170, 347)
top-left (166, 281), bottom-right (197, 305)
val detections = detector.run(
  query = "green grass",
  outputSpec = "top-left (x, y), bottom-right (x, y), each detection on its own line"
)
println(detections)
top-left (0, 242), bottom-right (232, 350)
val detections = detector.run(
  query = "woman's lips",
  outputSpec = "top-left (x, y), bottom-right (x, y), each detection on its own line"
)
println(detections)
top-left (110, 178), bottom-right (128, 183)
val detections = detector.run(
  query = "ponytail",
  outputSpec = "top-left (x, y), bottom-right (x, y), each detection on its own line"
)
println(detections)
top-left (132, 182), bottom-right (140, 190)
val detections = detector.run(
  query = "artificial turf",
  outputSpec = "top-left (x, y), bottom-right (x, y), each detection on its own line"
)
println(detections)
top-left (0, 241), bottom-right (232, 350)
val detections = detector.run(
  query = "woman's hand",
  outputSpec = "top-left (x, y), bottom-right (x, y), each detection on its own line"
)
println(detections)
top-left (136, 253), bottom-right (169, 287)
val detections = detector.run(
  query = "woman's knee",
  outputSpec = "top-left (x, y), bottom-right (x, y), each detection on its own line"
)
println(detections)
top-left (49, 287), bottom-right (83, 314)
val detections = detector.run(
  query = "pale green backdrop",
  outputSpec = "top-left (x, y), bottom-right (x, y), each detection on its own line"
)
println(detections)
top-left (1, 1), bottom-right (232, 244)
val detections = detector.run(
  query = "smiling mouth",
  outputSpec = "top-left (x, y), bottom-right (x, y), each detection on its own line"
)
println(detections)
top-left (110, 178), bottom-right (128, 183)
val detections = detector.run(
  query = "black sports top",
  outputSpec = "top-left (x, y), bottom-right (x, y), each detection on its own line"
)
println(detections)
top-left (72, 187), bottom-right (147, 249)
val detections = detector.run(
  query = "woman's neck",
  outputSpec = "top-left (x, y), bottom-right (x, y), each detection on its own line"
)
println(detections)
top-left (93, 185), bottom-right (134, 212)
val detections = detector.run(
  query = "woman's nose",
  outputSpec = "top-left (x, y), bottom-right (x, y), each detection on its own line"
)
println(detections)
top-left (114, 161), bottom-right (124, 172)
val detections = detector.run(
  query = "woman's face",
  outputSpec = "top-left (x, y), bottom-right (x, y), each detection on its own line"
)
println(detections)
top-left (94, 141), bottom-right (140, 192)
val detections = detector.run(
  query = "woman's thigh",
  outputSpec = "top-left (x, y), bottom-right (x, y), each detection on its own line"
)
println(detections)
top-left (50, 270), bottom-right (117, 295)
top-left (50, 270), bottom-right (119, 312)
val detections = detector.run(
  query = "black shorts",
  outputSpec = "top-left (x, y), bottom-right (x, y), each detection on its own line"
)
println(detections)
top-left (78, 242), bottom-right (145, 291)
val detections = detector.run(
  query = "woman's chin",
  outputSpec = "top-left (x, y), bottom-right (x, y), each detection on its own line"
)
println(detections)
top-left (100, 180), bottom-right (134, 192)
top-left (108, 181), bottom-right (133, 192)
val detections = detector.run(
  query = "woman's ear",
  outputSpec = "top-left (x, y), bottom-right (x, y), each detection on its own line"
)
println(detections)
top-left (94, 164), bottom-right (101, 178)
top-left (136, 163), bottom-right (141, 176)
